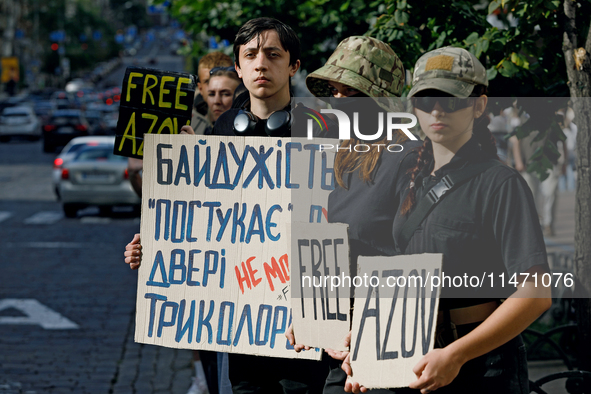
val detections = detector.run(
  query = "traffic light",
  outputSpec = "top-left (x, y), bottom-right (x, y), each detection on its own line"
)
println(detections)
top-left (51, 43), bottom-right (59, 51)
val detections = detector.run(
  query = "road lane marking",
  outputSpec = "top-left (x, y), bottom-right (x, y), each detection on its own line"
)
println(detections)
top-left (0, 299), bottom-right (79, 329)
top-left (23, 211), bottom-right (63, 224)
top-left (0, 211), bottom-right (12, 223)
top-left (80, 217), bottom-right (112, 224)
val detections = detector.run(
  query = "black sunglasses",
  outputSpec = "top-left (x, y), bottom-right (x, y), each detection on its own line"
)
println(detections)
top-left (209, 66), bottom-right (238, 75)
top-left (411, 96), bottom-right (475, 113)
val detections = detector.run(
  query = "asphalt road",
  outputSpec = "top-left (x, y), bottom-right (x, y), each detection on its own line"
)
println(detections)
top-left (0, 50), bottom-right (196, 394)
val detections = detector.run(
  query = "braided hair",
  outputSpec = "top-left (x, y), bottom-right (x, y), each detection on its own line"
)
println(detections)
top-left (399, 85), bottom-right (498, 216)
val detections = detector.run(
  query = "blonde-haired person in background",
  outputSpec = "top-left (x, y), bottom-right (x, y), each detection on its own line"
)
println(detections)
top-left (192, 51), bottom-right (234, 135)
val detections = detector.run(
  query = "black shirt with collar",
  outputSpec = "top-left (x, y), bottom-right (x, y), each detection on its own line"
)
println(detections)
top-left (392, 136), bottom-right (549, 309)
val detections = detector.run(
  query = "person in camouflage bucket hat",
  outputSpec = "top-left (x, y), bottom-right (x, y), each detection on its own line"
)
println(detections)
top-left (291, 36), bottom-right (423, 394)
top-left (409, 46), bottom-right (488, 98)
top-left (306, 36), bottom-right (405, 111)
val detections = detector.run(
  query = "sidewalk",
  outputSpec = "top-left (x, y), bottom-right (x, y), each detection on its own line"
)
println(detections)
top-left (528, 189), bottom-right (576, 394)
top-left (111, 315), bottom-right (194, 394)
top-left (544, 190), bottom-right (575, 255)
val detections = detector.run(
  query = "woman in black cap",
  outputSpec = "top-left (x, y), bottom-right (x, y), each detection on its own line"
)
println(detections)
top-left (343, 47), bottom-right (551, 394)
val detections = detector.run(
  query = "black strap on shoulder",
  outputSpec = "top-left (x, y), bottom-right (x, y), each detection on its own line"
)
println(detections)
top-left (398, 160), bottom-right (501, 253)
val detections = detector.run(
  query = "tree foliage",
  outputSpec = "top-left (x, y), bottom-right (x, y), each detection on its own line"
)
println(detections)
top-left (167, 0), bottom-right (591, 180)
top-left (34, 0), bottom-right (122, 75)
top-left (369, 0), bottom-right (575, 97)
top-left (168, 0), bottom-right (381, 72)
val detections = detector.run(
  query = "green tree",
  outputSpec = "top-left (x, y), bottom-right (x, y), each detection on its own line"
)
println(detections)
top-left (35, 0), bottom-right (120, 75)
top-left (371, 0), bottom-right (591, 371)
top-left (167, 0), bottom-right (381, 72)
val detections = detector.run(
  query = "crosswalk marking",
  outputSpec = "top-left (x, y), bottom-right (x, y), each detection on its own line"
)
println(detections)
top-left (23, 211), bottom-right (63, 224)
top-left (0, 299), bottom-right (79, 329)
top-left (0, 211), bottom-right (12, 223)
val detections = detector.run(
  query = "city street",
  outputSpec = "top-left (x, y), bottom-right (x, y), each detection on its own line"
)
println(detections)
top-left (0, 51), bottom-right (196, 394)
top-left (0, 29), bottom-right (580, 394)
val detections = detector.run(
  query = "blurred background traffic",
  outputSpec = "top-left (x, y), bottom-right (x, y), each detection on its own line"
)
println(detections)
top-left (0, 0), bottom-right (209, 218)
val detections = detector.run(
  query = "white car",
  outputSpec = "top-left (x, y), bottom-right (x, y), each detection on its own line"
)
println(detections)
top-left (57, 140), bottom-right (140, 217)
top-left (0, 106), bottom-right (41, 141)
top-left (52, 136), bottom-right (118, 199)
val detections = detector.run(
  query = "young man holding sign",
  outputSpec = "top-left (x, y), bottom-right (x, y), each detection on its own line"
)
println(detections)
top-left (126, 17), bottom-right (331, 394)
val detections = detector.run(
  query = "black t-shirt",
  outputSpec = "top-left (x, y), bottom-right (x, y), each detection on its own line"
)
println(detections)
top-left (328, 140), bottom-right (422, 273)
top-left (210, 100), bottom-right (331, 393)
top-left (392, 137), bottom-right (549, 308)
top-left (209, 108), bottom-right (240, 136)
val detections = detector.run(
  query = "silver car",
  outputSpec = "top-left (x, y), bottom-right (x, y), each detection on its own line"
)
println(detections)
top-left (58, 142), bottom-right (140, 217)
top-left (0, 106), bottom-right (42, 141)
top-left (52, 136), bottom-right (117, 199)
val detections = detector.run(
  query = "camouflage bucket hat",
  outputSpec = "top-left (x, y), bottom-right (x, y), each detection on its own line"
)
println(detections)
top-left (306, 36), bottom-right (405, 101)
top-left (408, 46), bottom-right (488, 98)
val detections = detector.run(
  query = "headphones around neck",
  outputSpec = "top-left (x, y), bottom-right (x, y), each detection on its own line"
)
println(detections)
top-left (233, 109), bottom-right (292, 137)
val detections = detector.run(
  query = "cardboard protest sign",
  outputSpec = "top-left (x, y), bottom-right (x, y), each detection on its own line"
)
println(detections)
top-left (136, 134), bottom-right (338, 359)
top-left (114, 67), bottom-right (196, 159)
top-left (290, 222), bottom-right (350, 351)
top-left (349, 254), bottom-right (442, 389)
top-left (289, 138), bottom-right (336, 225)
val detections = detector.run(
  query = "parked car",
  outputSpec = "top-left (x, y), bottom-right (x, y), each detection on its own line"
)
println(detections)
top-left (0, 106), bottom-right (42, 141)
top-left (57, 142), bottom-right (140, 217)
top-left (52, 136), bottom-right (116, 199)
top-left (42, 109), bottom-right (90, 152)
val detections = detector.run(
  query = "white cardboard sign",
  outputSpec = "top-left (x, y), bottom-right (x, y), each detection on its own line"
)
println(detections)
top-left (349, 254), bottom-right (443, 388)
top-left (135, 134), bottom-right (335, 359)
top-left (290, 222), bottom-right (351, 351)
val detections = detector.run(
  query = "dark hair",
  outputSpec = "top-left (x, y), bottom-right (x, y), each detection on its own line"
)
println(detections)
top-left (233, 18), bottom-right (300, 68)
top-left (209, 67), bottom-right (241, 83)
top-left (400, 85), bottom-right (498, 215)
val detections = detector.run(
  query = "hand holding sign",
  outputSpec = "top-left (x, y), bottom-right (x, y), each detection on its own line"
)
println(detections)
top-left (124, 233), bottom-right (141, 270)
top-left (285, 324), bottom-right (312, 352)
top-left (325, 330), bottom-right (351, 361)
top-left (180, 125), bottom-right (195, 135)
top-left (408, 347), bottom-right (462, 393)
